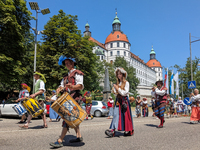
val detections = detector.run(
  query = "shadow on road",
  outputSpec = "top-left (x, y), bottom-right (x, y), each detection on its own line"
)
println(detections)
top-left (181, 122), bottom-right (192, 124)
top-left (144, 124), bottom-right (158, 127)
top-left (104, 131), bottom-right (124, 138)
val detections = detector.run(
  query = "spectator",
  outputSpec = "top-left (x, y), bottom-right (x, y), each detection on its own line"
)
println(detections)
top-left (107, 96), bottom-right (114, 119)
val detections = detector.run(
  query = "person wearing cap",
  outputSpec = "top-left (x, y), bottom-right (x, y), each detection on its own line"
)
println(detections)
top-left (135, 95), bottom-right (142, 118)
top-left (50, 55), bottom-right (84, 148)
top-left (15, 83), bottom-right (30, 123)
top-left (177, 97), bottom-right (184, 117)
top-left (107, 96), bottom-right (114, 119)
top-left (20, 71), bottom-right (47, 129)
top-left (142, 98), bottom-right (148, 117)
top-left (84, 91), bottom-right (93, 120)
top-left (46, 90), bottom-right (60, 122)
top-left (105, 67), bottom-right (134, 137)
top-left (189, 89), bottom-right (200, 124)
top-left (151, 80), bottom-right (167, 128)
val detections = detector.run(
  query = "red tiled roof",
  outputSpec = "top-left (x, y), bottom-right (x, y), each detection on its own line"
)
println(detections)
top-left (105, 31), bottom-right (129, 44)
top-left (89, 37), bottom-right (106, 49)
top-left (146, 59), bottom-right (162, 68)
top-left (130, 52), bottom-right (146, 65)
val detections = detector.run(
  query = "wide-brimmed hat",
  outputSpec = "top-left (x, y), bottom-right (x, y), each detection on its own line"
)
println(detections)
top-left (52, 90), bottom-right (56, 93)
top-left (143, 98), bottom-right (147, 101)
top-left (58, 55), bottom-right (77, 66)
top-left (109, 96), bottom-right (112, 99)
top-left (155, 80), bottom-right (163, 85)
top-left (115, 67), bottom-right (127, 78)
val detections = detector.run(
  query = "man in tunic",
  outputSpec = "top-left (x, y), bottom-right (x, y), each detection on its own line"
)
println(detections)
top-left (151, 80), bottom-right (167, 128)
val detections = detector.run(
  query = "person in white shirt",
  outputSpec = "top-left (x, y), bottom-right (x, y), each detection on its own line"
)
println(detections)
top-left (177, 97), bottom-right (184, 117)
top-left (105, 67), bottom-right (134, 137)
top-left (190, 89), bottom-right (200, 124)
top-left (107, 96), bottom-right (114, 119)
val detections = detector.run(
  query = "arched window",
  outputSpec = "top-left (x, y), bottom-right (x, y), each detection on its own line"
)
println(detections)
top-left (110, 60), bottom-right (113, 64)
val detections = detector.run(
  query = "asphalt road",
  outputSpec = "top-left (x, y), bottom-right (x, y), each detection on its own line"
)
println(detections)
top-left (0, 116), bottom-right (199, 150)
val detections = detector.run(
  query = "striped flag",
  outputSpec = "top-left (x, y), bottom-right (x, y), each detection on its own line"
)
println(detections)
top-left (169, 70), bottom-right (174, 95)
top-left (164, 68), bottom-right (169, 94)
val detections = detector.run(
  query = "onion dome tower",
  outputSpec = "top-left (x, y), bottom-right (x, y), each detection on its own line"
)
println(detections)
top-left (83, 22), bottom-right (91, 37)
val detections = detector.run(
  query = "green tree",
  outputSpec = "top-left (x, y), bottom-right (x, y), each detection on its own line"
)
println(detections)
top-left (37, 10), bottom-right (99, 91)
top-left (0, 0), bottom-right (33, 91)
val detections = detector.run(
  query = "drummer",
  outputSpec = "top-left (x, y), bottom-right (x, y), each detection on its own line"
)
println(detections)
top-left (50, 55), bottom-right (84, 148)
top-left (15, 83), bottom-right (30, 123)
top-left (20, 71), bottom-right (47, 129)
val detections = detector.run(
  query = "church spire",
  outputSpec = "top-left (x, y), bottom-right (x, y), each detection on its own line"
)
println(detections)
top-left (112, 10), bottom-right (121, 32)
top-left (150, 45), bottom-right (156, 60)
top-left (83, 22), bottom-right (91, 37)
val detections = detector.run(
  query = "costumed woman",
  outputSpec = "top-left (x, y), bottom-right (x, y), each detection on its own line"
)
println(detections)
top-left (105, 67), bottom-right (134, 137)
top-left (84, 91), bottom-right (93, 120)
top-left (15, 83), bottom-right (31, 123)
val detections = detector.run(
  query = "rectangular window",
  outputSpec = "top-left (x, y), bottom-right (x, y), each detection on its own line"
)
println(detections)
top-left (117, 51), bottom-right (120, 56)
top-left (117, 42), bottom-right (119, 47)
top-left (110, 43), bottom-right (113, 48)
top-left (124, 51), bottom-right (126, 56)
top-left (124, 43), bottom-right (126, 48)
top-left (101, 56), bottom-right (103, 60)
top-left (110, 51), bottom-right (113, 56)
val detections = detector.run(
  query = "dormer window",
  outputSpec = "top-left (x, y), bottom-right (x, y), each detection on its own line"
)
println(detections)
top-left (117, 35), bottom-right (119, 38)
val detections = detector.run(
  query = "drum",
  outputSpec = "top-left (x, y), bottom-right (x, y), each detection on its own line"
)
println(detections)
top-left (22, 98), bottom-right (44, 118)
top-left (13, 103), bottom-right (27, 116)
top-left (51, 92), bottom-right (87, 128)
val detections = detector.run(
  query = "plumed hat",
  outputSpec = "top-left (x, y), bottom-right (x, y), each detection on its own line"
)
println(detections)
top-left (58, 55), bottom-right (77, 66)
top-left (115, 67), bottom-right (128, 78)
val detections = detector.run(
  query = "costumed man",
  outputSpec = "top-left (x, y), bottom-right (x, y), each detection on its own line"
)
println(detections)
top-left (50, 55), bottom-right (84, 148)
top-left (190, 89), bottom-right (200, 124)
top-left (84, 91), bottom-right (93, 120)
top-left (135, 95), bottom-right (142, 118)
top-left (177, 97), bottom-right (184, 117)
top-left (142, 98), bottom-right (148, 117)
top-left (46, 90), bottom-right (60, 122)
top-left (105, 67), bottom-right (134, 137)
top-left (151, 80), bottom-right (167, 128)
top-left (15, 83), bottom-right (31, 123)
top-left (20, 71), bottom-right (47, 129)
top-left (107, 96), bottom-right (114, 119)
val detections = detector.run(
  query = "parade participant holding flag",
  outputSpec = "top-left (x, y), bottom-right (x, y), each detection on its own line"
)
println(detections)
top-left (151, 80), bottom-right (167, 128)
top-left (20, 71), bottom-right (47, 129)
top-left (15, 83), bottom-right (30, 123)
top-left (105, 67), bottom-right (134, 137)
top-left (190, 89), bottom-right (200, 124)
top-left (50, 55), bottom-right (84, 148)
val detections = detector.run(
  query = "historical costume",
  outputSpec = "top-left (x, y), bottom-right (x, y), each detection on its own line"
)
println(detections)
top-left (151, 80), bottom-right (167, 128)
top-left (135, 95), bottom-right (142, 118)
top-left (84, 91), bottom-right (93, 120)
top-left (177, 97), bottom-right (184, 116)
top-left (190, 89), bottom-right (200, 124)
top-left (20, 71), bottom-right (47, 129)
top-left (151, 97), bottom-right (156, 117)
top-left (50, 55), bottom-right (84, 148)
top-left (105, 68), bottom-right (134, 137)
top-left (107, 96), bottom-right (114, 119)
top-left (142, 98), bottom-right (148, 117)
top-left (16, 83), bottom-right (30, 123)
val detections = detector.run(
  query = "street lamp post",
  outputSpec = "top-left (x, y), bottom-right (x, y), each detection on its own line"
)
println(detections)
top-left (29, 2), bottom-right (50, 92)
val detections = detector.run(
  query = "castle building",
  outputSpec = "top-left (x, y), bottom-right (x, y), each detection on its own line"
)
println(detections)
top-left (84, 12), bottom-right (162, 99)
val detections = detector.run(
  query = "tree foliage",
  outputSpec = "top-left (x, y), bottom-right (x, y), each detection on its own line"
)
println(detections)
top-left (0, 0), bottom-right (33, 91)
top-left (37, 10), bottom-right (99, 91)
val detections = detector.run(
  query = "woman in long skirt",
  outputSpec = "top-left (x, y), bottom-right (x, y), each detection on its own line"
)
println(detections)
top-left (105, 67), bottom-right (134, 137)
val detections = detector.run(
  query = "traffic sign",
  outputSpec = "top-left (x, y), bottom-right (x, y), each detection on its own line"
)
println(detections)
top-left (188, 81), bottom-right (196, 89)
top-left (183, 97), bottom-right (192, 105)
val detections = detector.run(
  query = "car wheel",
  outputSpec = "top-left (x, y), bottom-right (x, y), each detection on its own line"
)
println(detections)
top-left (94, 110), bottom-right (102, 117)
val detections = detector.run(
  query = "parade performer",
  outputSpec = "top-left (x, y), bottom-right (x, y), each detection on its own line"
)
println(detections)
top-left (142, 98), bottom-right (148, 117)
top-left (165, 95), bottom-right (171, 118)
top-left (190, 89), bottom-right (200, 124)
top-left (50, 55), bottom-right (84, 148)
top-left (177, 97), bottom-right (184, 117)
top-left (46, 90), bottom-right (60, 122)
top-left (105, 67), bottom-right (134, 137)
top-left (15, 83), bottom-right (30, 123)
top-left (20, 71), bottom-right (47, 129)
top-left (107, 96), bottom-right (114, 119)
top-left (84, 91), bottom-right (93, 120)
top-left (151, 80), bottom-right (167, 128)
top-left (135, 95), bottom-right (142, 118)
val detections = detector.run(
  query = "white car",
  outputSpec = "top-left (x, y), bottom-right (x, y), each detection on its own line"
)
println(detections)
top-left (0, 99), bottom-right (47, 117)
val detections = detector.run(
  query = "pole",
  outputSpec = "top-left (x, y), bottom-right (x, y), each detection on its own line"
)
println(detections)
top-left (33, 10), bottom-right (38, 93)
top-left (189, 33), bottom-right (193, 81)
top-left (182, 84), bottom-right (183, 99)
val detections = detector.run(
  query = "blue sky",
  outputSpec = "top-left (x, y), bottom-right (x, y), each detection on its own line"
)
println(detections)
top-left (26, 0), bottom-right (200, 72)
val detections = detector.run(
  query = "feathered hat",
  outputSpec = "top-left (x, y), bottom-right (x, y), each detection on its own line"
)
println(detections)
top-left (58, 55), bottom-right (77, 66)
top-left (21, 83), bottom-right (31, 92)
top-left (115, 67), bottom-right (128, 78)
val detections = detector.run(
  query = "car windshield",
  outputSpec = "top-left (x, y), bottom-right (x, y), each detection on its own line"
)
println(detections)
top-left (92, 101), bottom-right (98, 106)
